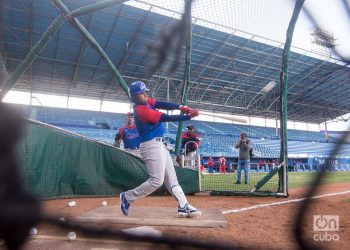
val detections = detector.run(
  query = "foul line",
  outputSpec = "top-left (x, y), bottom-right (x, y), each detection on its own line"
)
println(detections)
top-left (222, 190), bottom-right (350, 215)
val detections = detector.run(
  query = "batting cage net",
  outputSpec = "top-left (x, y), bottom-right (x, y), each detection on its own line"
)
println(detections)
top-left (2, 0), bottom-right (350, 249)
top-left (5, 0), bottom-right (308, 197)
top-left (181, 153), bottom-right (282, 197)
top-left (199, 163), bottom-right (282, 197)
top-left (4, 0), bottom-right (348, 198)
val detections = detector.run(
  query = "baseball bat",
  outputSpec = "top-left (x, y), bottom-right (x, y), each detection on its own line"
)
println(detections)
top-left (200, 111), bottom-right (247, 124)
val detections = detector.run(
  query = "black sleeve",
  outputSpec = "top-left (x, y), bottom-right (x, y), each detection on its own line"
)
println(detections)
top-left (181, 137), bottom-right (195, 148)
top-left (181, 138), bottom-right (190, 148)
top-left (115, 133), bottom-right (121, 142)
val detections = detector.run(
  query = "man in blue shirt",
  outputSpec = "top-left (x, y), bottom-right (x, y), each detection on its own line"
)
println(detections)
top-left (115, 112), bottom-right (140, 157)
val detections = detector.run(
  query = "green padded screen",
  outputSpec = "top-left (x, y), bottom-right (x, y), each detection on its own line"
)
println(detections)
top-left (17, 120), bottom-right (199, 199)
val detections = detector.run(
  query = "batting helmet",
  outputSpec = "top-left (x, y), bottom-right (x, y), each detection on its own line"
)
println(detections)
top-left (129, 81), bottom-right (149, 97)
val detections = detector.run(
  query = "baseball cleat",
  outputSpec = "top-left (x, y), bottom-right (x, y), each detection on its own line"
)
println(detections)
top-left (120, 192), bottom-right (130, 216)
top-left (178, 203), bottom-right (201, 218)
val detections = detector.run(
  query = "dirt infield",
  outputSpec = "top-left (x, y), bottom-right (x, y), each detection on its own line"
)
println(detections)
top-left (19, 182), bottom-right (350, 249)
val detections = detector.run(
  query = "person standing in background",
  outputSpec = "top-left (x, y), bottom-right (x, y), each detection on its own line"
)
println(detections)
top-left (235, 133), bottom-right (251, 184)
top-left (114, 112), bottom-right (140, 157)
top-left (180, 125), bottom-right (201, 168)
top-left (218, 155), bottom-right (227, 174)
top-left (180, 125), bottom-right (200, 155)
top-left (207, 156), bottom-right (214, 174)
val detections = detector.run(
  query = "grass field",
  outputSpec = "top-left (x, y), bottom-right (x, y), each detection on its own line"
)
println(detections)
top-left (287, 171), bottom-right (350, 188)
top-left (200, 171), bottom-right (350, 192)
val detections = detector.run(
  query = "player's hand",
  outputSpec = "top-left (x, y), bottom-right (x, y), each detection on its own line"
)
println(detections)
top-left (179, 105), bottom-right (192, 114)
top-left (188, 109), bottom-right (199, 118)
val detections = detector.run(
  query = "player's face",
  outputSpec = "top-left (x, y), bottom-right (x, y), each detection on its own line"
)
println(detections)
top-left (127, 115), bottom-right (134, 124)
top-left (136, 92), bottom-right (148, 104)
top-left (188, 128), bottom-right (195, 135)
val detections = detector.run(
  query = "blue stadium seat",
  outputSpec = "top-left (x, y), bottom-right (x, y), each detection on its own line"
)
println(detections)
top-left (14, 104), bottom-right (350, 160)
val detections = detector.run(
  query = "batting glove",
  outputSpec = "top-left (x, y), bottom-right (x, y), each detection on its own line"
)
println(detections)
top-left (179, 105), bottom-right (192, 114)
top-left (188, 109), bottom-right (199, 118)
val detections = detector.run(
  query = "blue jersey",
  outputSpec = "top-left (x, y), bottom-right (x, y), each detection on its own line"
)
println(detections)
top-left (119, 125), bottom-right (140, 149)
top-left (134, 98), bottom-right (190, 143)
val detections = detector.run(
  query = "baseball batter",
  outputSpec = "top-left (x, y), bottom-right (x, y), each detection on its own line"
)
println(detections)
top-left (120, 81), bottom-right (201, 217)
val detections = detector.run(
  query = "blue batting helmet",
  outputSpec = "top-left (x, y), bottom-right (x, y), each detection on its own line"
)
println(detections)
top-left (129, 81), bottom-right (149, 97)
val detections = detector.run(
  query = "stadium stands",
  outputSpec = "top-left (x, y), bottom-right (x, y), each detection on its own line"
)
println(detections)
top-left (12, 104), bottom-right (350, 160)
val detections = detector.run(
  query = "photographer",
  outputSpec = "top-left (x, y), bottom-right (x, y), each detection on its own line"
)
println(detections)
top-left (235, 132), bottom-right (251, 184)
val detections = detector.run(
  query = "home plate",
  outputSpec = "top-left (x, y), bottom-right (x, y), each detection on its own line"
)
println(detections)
top-left (76, 206), bottom-right (227, 228)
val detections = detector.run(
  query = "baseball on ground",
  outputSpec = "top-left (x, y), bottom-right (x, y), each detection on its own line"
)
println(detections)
top-left (68, 201), bottom-right (76, 207)
top-left (67, 231), bottom-right (76, 241)
top-left (29, 227), bottom-right (38, 235)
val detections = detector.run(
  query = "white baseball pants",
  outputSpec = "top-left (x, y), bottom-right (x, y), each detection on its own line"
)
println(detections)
top-left (124, 138), bottom-right (187, 207)
top-left (124, 148), bottom-right (141, 158)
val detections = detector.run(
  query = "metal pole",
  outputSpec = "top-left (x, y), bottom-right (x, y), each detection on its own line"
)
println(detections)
top-left (0, 15), bottom-right (65, 100)
top-left (324, 121), bottom-right (329, 141)
top-left (52, 0), bottom-right (130, 97)
top-left (0, 55), bottom-right (9, 86)
top-left (278, 0), bottom-right (305, 195)
top-left (0, 0), bottom-right (128, 101)
top-left (274, 87), bottom-right (279, 139)
top-left (175, 13), bottom-right (193, 155)
top-left (71, 0), bottom-right (127, 17)
top-left (166, 78), bottom-right (169, 134)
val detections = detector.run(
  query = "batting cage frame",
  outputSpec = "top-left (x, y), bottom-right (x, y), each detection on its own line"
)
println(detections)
top-left (173, 1), bottom-right (306, 198)
top-left (2, 0), bottom-right (350, 249)
top-left (0, 0), bottom-right (299, 198)
top-left (0, 0), bottom-right (292, 196)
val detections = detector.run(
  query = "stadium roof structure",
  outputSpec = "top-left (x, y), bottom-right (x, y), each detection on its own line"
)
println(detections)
top-left (1, 0), bottom-right (350, 124)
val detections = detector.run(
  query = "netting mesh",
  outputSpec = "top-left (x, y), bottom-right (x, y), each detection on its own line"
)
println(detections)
top-left (9, 0), bottom-right (298, 197)
top-left (2, 0), bottom-right (350, 249)
top-left (4, 0), bottom-right (348, 198)
top-left (200, 168), bottom-right (280, 195)
top-left (128, 0), bottom-right (295, 38)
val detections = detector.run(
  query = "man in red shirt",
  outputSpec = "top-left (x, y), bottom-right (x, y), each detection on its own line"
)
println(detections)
top-left (218, 155), bottom-right (227, 174)
top-left (180, 125), bottom-right (201, 168)
top-left (207, 156), bottom-right (214, 174)
top-left (180, 125), bottom-right (200, 154)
